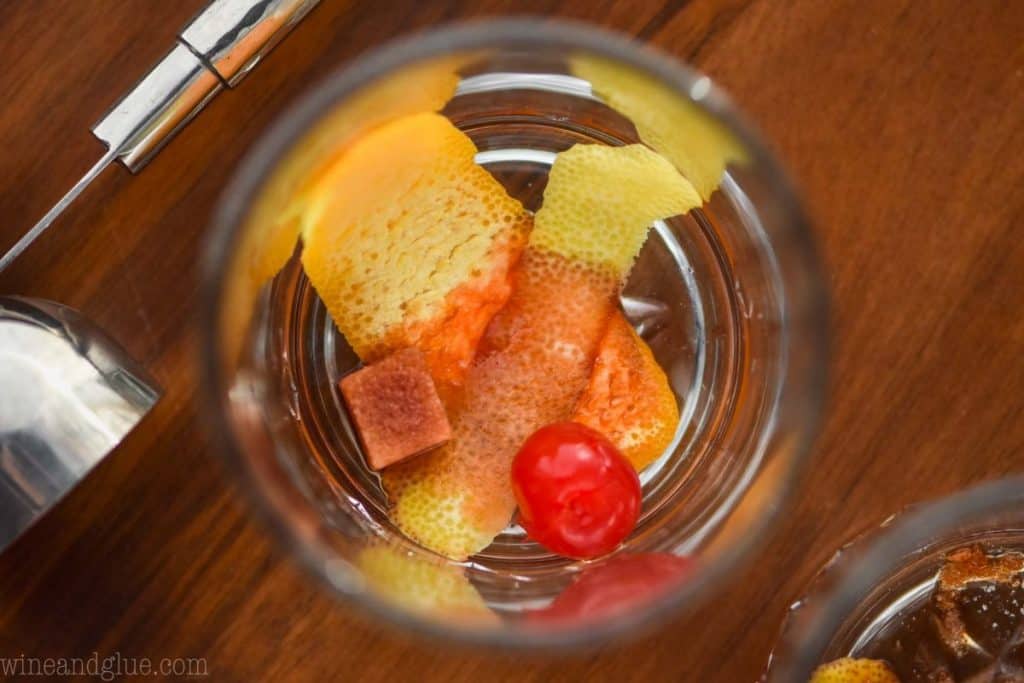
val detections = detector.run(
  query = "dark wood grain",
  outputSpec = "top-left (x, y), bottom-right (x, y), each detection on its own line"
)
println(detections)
top-left (1, 0), bottom-right (1022, 680)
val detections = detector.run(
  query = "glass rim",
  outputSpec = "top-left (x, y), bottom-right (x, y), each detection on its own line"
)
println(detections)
top-left (770, 475), bottom-right (1024, 680)
top-left (199, 17), bottom-right (829, 650)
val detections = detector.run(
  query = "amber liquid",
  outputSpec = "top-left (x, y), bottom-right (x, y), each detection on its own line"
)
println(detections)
top-left (855, 546), bottom-right (1024, 682)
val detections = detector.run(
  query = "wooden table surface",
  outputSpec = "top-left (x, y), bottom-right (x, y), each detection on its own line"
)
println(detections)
top-left (1, 0), bottom-right (1022, 680)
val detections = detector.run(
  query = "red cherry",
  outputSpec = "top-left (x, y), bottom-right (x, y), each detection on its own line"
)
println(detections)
top-left (511, 422), bottom-right (641, 559)
top-left (530, 553), bottom-right (695, 624)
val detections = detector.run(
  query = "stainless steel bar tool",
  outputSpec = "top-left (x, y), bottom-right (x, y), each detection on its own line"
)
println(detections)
top-left (0, 0), bottom-right (321, 272)
top-left (0, 0), bottom-right (320, 551)
top-left (0, 297), bottom-right (161, 551)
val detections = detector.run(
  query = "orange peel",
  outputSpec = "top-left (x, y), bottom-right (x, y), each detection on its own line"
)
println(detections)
top-left (384, 248), bottom-right (617, 559)
top-left (530, 143), bottom-right (700, 277)
top-left (572, 55), bottom-right (748, 201)
top-left (810, 658), bottom-right (901, 683)
top-left (301, 112), bottom-right (531, 385)
top-left (222, 59), bottom-right (460, 370)
top-left (252, 59), bottom-right (462, 285)
top-left (357, 545), bottom-right (495, 623)
top-left (385, 143), bottom-right (698, 559)
top-left (573, 311), bottom-right (679, 471)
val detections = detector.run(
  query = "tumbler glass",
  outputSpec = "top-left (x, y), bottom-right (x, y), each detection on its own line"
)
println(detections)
top-left (200, 19), bottom-right (827, 648)
top-left (766, 477), bottom-right (1024, 681)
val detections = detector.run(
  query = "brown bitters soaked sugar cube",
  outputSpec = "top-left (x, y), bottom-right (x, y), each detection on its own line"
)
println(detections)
top-left (340, 348), bottom-right (451, 470)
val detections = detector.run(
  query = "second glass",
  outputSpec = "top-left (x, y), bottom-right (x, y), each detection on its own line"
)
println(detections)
top-left (767, 477), bottom-right (1024, 682)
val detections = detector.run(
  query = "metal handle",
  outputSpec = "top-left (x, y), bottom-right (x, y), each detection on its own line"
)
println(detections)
top-left (0, 0), bottom-right (320, 272)
top-left (91, 44), bottom-right (224, 172)
top-left (92, 0), bottom-right (321, 173)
